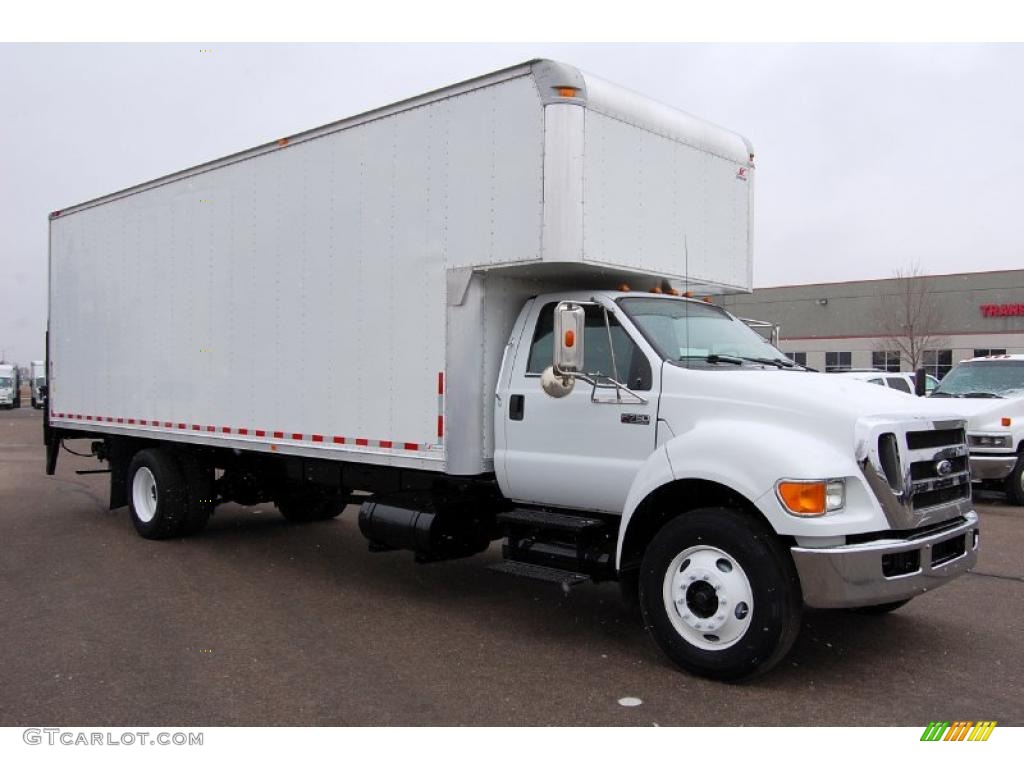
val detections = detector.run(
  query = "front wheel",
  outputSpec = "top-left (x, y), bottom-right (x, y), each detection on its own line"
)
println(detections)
top-left (1005, 455), bottom-right (1024, 506)
top-left (639, 507), bottom-right (803, 682)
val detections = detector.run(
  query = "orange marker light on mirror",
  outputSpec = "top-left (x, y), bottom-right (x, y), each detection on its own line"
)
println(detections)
top-left (564, 329), bottom-right (575, 348)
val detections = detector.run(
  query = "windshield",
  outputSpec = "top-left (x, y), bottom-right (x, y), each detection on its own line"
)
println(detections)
top-left (618, 297), bottom-right (794, 370)
top-left (0, 377), bottom-right (11, 388)
top-left (931, 360), bottom-right (1024, 398)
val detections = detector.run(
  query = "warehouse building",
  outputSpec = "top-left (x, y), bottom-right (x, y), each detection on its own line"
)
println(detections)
top-left (720, 268), bottom-right (1024, 378)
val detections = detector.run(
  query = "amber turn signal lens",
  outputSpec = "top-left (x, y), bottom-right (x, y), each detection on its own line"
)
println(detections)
top-left (1002, 417), bottom-right (1012, 427)
top-left (557, 86), bottom-right (578, 98)
top-left (564, 329), bottom-right (575, 348)
top-left (777, 481), bottom-right (827, 516)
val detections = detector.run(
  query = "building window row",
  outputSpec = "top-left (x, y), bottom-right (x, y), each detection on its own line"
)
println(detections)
top-left (973, 348), bottom-right (1006, 358)
top-left (871, 350), bottom-right (901, 372)
top-left (825, 351), bottom-right (851, 372)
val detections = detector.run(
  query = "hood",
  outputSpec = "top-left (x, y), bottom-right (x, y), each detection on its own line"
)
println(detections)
top-left (927, 395), bottom-right (1024, 432)
top-left (657, 366), bottom-right (968, 455)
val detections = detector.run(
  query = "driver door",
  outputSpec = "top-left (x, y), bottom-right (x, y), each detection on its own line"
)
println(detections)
top-left (500, 301), bottom-right (661, 513)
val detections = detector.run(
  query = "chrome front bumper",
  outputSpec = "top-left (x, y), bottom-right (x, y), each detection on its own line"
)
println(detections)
top-left (969, 454), bottom-right (1018, 482)
top-left (791, 511), bottom-right (979, 609)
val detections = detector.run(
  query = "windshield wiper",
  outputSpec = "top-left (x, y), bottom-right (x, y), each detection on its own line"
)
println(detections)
top-left (689, 354), bottom-right (743, 365)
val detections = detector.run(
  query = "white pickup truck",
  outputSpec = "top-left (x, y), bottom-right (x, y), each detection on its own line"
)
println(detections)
top-left (45, 59), bottom-right (979, 680)
top-left (930, 354), bottom-right (1024, 504)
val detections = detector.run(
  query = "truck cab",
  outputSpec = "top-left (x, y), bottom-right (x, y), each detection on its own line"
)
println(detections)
top-left (495, 290), bottom-right (978, 677)
top-left (30, 360), bottom-right (45, 410)
top-left (930, 354), bottom-right (1024, 504)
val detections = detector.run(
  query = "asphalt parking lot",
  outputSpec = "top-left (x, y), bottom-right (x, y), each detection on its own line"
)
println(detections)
top-left (1, 406), bottom-right (1021, 726)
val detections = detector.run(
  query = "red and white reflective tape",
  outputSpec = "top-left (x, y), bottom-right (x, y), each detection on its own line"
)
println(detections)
top-left (437, 371), bottom-right (445, 439)
top-left (49, 413), bottom-right (433, 452)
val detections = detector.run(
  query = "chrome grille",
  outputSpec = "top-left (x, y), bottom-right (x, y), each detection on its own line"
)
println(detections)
top-left (860, 419), bottom-right (972, 530)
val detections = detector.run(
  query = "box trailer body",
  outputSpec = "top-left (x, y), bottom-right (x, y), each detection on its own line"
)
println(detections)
top-left (46, 60), bottom-right (979, 681)
top-left (48, 60), bottom-right (752, 476)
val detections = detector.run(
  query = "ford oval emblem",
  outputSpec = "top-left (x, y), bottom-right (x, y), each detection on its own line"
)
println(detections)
top-left (935, 459), bottom-right (953, 477)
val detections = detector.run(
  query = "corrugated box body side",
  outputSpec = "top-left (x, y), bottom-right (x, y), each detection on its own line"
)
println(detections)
top-left (49, 73), bottom-right (545, 469)
top-left (577, 72), bottom-right (754, 293)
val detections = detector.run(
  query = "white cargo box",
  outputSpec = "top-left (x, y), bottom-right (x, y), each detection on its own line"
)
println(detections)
top-left (48, 59), bottom-right (754, 475)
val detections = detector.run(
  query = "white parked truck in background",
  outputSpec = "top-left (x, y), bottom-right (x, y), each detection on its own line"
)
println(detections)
top-left (931, 354), bottom-right (1024, 505)
top-left (0, 363), bottom-right (16, 409)
top-left (30, 360), bottom-right (45, 409)
top-left (46, 60), bottom-right (980, 681)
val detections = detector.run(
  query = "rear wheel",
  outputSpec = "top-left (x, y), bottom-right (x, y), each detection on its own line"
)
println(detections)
top-left (128, 449), bottom-right (189, 539)
top-left (639, 507), bottom-right (803, 682)
top-left (1005, 456), bottom-right (1024, 506)
top-left (276, 489), bottom-right (346, 523)
top-left (176, 452), bottom-right (216, 535)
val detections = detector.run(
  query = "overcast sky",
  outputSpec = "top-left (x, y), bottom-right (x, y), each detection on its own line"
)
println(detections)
top-left (2, 43), bottom-right (1022, 364)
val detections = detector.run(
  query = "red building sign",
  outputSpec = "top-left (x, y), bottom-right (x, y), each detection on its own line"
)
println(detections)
top-left (980, 303), bottom-right (1024, 317)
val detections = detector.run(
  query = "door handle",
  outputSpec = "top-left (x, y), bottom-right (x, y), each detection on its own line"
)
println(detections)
top-left (509, 394), bottom-right (525, 421)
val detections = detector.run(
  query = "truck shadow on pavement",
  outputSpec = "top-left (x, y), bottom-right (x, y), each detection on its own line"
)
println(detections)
top-left (167, 503), bottom-right (968, 687)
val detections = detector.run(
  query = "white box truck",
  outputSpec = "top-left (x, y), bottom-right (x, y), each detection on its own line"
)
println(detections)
top-left (0, 363), bottom-right (16, 408)
top-left (30, 360), bottom-right (45, 409)
top-left (46, 60), bottom-right (979, 680)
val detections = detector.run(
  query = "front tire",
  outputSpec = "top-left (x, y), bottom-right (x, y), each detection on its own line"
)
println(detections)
top-left (639, 507), bottom-right (803, 682)
top-left (1005, 455), bottom-right (1024, 506)
top-left (127, 448), bottom-right (190, 539)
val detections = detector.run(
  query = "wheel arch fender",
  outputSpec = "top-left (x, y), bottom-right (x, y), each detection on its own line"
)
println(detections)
top-left (616, 422), bottom-right (851, 571)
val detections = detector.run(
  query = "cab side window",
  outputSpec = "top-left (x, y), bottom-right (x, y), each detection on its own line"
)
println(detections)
top-left (526, 302), bottom-right (652, 391)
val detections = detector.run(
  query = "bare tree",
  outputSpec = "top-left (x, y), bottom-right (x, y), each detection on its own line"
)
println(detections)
top-left (875, 263), bottom-right (948, 372)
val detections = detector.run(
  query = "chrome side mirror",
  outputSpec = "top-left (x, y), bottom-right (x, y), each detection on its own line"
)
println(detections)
top-left (541, 302), bottom-right (585, 398)
top-left (553, 302), bottom-right (585, 375)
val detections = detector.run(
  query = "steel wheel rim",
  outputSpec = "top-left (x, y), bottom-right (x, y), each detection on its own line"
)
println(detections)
top-left (662, 545), bottom-right (754, 651)
top-left (132, 466), bottom-right (158, 523)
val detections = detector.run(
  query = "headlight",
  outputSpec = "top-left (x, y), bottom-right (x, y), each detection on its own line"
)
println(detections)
top-left (968, 434), bottom-right (1012, 448)
top-left (776, 479), bottom-right (846, 516)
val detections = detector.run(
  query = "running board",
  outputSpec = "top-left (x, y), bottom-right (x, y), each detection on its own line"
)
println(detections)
top-left (489, 560), bottom-right (590, 587)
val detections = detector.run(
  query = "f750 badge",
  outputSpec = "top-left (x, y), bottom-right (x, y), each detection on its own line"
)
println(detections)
top-left (621, 414), bottom-right (650, 426)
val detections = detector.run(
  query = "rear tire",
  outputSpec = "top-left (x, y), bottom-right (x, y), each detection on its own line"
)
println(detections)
top-left (127, 448), bottom-right (189, 539)
top-left (639, 507), bottom-right (803, 682)
top-left (276, 489), bottom-right (346, 523)
top-left (1005, 456), bottom-right (1024, 506)
top-left (176, 452), bottom-right (216, 535)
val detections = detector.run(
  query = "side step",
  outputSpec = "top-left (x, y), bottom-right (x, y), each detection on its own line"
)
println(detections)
top-left (489, 560), bottom-right (590, 587)
top-left (496, 507), bottom-right (606, 531)
top-left (496, 506), bottom-right (616, 581)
